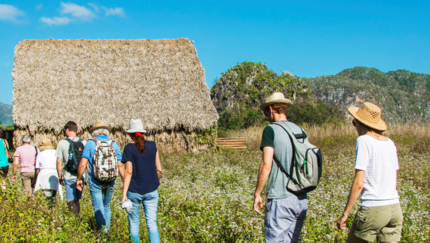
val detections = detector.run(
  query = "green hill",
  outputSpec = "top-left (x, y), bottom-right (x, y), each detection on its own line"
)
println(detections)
top-left (302, 67), bottom-right (430, 124)
top-left (211, 63), bottom-right (429, 130)
top-left (210, 62), bottom-right (344, 130)
top-left (0, 102), bottom-right (12, 126)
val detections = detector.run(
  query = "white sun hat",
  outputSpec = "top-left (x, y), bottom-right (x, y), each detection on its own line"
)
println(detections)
top-left (125, 119), bottom-right (147, 133)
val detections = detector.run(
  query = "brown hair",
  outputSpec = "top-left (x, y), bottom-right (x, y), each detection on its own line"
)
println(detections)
top-left (355, 119), bottom-right (383, 135)
top-left (0, 128), bottom-right (3, 138)
top-left (269, 103), bottom-right (289, 115)
top-left (132, 134), bottom-right (146, 153)
top-left (64, 121), bottom-right (78, 133)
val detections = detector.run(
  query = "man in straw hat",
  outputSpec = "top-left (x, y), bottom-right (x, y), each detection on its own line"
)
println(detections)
top-left (253, 92), bottom-right (309, 243)
top-left (56, 121), bottom-right (86, 216)
top-left (76, 121), bottom-right (124, 236)
top-left (12, 135), bottom-right (39, 197)
top-left (34, 138), bottom-right (63, 207)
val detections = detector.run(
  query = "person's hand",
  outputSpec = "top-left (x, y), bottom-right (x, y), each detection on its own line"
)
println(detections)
top-left (76, 180), bottom-right (83, 191)
top-left (12, 175), bottom-right (17, 182)
top-left (59, 176), bottom-right (64, 186)
top-left (337, 214), bottom-right (349, 230)
top-left (253, 194), bottom-right (264, 215)
top-left (122, 195), bottom-right (128, 202)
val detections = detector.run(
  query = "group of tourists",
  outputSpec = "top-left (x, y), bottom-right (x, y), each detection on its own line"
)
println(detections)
top-left (1, 91), bottom-right (403, 243)
top-left (1, 119), bottom-right (161, 243)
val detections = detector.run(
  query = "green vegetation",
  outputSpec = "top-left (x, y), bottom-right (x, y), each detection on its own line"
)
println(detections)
top-left (302, 67), bottom-right (430, 124)
top-left (1, 124), bottom-right (429, 242)
top-left (211, 62), bottom-right (345, 134)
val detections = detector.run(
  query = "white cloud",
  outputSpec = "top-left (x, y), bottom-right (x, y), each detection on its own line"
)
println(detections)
top-left (103, 7), bottom-right (125, 17)
top-left (88, 3), bottom-right (99, 13)
top-left (0, 4), bottom-right (25, 22)
top-left (35, 4), bottom-right (43, 11)
top-left (40, 16), bottom-right (71, 26)
top-left (60, 2), bottom-right (94, 20)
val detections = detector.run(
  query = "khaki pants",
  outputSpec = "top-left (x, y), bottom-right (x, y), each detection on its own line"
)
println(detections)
top-left (21, 172), bottom-right (36, 195)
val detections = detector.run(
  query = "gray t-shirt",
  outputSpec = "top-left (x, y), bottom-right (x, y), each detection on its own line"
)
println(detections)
top-left (56, 137), bottom-right (86, 180)
top-left (260, 121), bottom-right (306, 199)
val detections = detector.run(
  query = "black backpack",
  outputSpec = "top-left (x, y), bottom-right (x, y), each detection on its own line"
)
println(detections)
top-left (65, 138), bottom-right (85, 173)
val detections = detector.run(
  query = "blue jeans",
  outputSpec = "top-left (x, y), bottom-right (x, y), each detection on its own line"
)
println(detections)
top-left (127, 190), bottom-right (160, 243)
top-left (64, 179), bottom-right (83, 201)
top-left (89, 180), bottom-right (115, 233)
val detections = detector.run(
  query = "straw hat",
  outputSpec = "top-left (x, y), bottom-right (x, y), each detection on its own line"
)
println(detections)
top-left (39, 138), bottom-right (54, 151)
top-left (89, 121), bottom-right (111, 133)
top-left (348, 102), bottom-right (387, 131)
top-left (260, 92), bottom-right (292, 111)
top-left (125, 119), bottom-right (147, 133)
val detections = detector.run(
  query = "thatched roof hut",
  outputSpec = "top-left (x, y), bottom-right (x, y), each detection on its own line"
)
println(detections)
top-left (12, 38), bottom-right (218, 153)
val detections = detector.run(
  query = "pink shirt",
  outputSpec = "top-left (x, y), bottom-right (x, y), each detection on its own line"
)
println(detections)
top-left (14, 145), bottom-right (39, 173)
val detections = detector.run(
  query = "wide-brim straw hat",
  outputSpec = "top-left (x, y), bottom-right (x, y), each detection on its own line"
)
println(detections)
top-left (125, 119), bottom-right (147, 133)
top-left (39, 138), bottom-right (54, 151)
top-left (89, 121), bottom-right (111, 133)
top-left (260, 92), bottom-right (292, 111)
top-left (348, 102), bottom-right (387, 131)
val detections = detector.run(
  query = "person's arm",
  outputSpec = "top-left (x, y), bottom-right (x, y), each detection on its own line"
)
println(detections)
top-left (56, 157), bottom-right (64, 185)
top-left (12, 157), bottom-right (19, 182)
top-left (253, 146), bottom-right (274, 215)
top-left (337, 169), bottom-right (365, 230)
top-left (35, 168), bottom-right (40, 176)
top-left (118, 160), bottom-right (125, 180)
top-left (155, 151), bottom-right (162, 180)
top-left (76, 158), bottom-right (89, 191)
top-left (122, 161), bottom-right (133, 202)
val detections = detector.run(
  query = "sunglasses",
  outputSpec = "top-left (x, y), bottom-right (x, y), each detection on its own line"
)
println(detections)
top-left (264, 110), bottom-right (270, 117)
top-left (352, 119), bottom-right (357, 126)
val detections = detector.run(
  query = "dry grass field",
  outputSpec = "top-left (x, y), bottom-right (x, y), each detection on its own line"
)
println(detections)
top-left (0, 123), bottom-right (429, 242)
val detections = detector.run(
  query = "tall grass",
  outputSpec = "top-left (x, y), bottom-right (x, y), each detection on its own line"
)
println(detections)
top-left (0, 123), bottom-right (429, 242)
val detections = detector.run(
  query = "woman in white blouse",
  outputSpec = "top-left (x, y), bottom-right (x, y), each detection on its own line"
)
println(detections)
top-left (337, 102), bottom-right (403, 243)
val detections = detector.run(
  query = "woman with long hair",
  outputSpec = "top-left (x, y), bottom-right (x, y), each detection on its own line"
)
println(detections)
top-left (337, 102), bottom-right (403, 243)
top-left (121, 119), bottom-right (162, 243)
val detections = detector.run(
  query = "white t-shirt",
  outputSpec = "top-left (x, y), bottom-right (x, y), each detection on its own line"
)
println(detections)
top-left (35, 149), bottom-right (57, 169)
top-left (355, 135), bottom-right (400, 207)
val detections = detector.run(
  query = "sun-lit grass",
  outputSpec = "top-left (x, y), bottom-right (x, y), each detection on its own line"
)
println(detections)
top-left (0, 123), bottom-right (429, 242)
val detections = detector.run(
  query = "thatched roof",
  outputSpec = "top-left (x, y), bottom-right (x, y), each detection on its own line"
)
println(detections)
top-left (12, 38), bottom-right (218, 134)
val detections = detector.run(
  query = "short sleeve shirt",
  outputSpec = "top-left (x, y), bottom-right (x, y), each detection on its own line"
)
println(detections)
top-left (82, 135), bottom-right (122, 185)
top-left (122, 141), bottom-right (159, 195)
top-left (36, 149), bottom-right (57, 169)
top-left (14, 144), bottom-right (39, 173)
top-left (355, 135), bottom-right (400, 202)
top-left (56, 137), bottom-right (87, 180)
top-left (259, 121), bottom-right (305, 199)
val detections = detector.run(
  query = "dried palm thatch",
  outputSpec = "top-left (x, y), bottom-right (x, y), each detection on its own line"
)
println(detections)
top-left (12, 38), bottom-right (218, 153)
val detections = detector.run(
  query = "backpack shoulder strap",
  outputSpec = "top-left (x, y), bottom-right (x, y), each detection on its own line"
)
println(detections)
top-left (272, 122), bottom-right (299, 184)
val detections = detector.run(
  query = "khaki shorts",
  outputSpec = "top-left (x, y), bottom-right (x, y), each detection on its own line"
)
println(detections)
top-left (351, 203), bottom-right (403, 242)
top-left (21, 172), bottom-right (36, 194)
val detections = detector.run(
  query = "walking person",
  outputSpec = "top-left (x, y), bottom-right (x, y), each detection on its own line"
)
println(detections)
top-left (120, 119), bottom-right (162, 243)
top-left (13, 135), bottom-right (39, 197)
top-left (0, 128), bottom-right (11, 193)
top-left (337, 102), bottom-right (403, 243)
top-left (34, 138), bottom-right (63, 206)
top-left (56, 121), bottom-right (86, 216)
top-left (76, 121), bottom-right (124, 236)
top-left (253, 92), bottom-right (309, 243)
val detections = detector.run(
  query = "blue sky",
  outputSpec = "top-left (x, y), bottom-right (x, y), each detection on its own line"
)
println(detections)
top-left (1, 0), bottom-right (429, 105)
